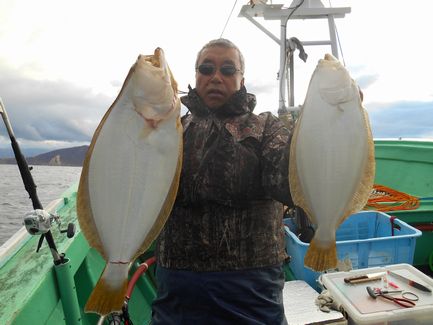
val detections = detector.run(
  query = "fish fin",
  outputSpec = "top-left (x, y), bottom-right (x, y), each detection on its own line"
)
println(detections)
top-left (304, 239), bottom-right (337, 272)
top-left (85, 264), bottom-right (128, 315)
top-left (77, 130), bottom-right (106, 258)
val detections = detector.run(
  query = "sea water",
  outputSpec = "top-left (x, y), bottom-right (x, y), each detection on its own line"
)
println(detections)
top-left (0, 164), bottom-right (82, 246)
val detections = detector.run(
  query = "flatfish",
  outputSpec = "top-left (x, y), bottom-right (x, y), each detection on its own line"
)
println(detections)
top-left (289, 54), bottom-right (375, 271)
top-left (77, 48), bottom-right (182, 315)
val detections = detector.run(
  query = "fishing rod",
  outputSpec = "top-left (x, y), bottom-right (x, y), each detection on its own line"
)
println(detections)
top-left (1, 98), bottom-right (83, 324)
top-left (0, 97), bottom-right (64, 264)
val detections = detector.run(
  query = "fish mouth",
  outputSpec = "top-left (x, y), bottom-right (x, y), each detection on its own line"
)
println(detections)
top-left (136, 48), bottom-right (178, 93)
top-left (139, 47), bottom-right (165, 69)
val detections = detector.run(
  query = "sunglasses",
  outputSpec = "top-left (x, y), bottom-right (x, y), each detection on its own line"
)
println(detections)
top-left (197, 63), bottom-right (242, 76)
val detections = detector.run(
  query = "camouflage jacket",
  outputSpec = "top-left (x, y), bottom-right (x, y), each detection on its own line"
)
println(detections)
top-left (155, 86), bottom-right (293, 271)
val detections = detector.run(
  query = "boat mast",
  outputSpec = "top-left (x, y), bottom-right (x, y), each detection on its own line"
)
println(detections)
top-left (238, 0), bottom-right (350, 117)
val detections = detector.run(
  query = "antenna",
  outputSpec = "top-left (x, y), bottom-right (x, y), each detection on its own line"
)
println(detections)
top-left (238, 1), bottom-right (350, 115)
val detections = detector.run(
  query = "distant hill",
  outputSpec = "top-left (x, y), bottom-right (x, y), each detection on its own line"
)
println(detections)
top-left (0, 147), bottom-right (47, 158)
top-left (0, 145), bottom-right (89, 167)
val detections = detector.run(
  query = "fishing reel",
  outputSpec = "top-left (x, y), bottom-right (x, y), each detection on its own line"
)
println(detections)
top-left (23, 209), bottom-right (75, 238)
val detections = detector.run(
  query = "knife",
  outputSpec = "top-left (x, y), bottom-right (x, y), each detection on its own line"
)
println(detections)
top-left (344, 272), bottom-right (386, 284)
top-left (387, 270), bottom-right (432, 293)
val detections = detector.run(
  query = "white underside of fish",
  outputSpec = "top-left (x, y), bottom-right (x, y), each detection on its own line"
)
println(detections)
top-left (88, 97), bottom-right (180, 263)
top-left (289, 54), bottom-right (375, 271)
top-left (294, 90), bottom-right (368, 240)
top-left (77, 49), bottom-right (182, 315)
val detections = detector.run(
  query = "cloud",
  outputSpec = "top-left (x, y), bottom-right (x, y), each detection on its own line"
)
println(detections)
top-left (110, 80), bottom-right (123, 88)
top-left (355, 73), bottom-right (379, 90)
top-left (368, 100), bottom-right (433, 138)
top-left (2, 59), bottom-right (432, 152)
top-left (247, 80), bottom-right (276, 95)
top-left (0, 61), bottom-right (112, 146)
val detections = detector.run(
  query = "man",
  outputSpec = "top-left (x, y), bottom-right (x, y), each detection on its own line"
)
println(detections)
top-left (152, 38), bottom-right (293, 324)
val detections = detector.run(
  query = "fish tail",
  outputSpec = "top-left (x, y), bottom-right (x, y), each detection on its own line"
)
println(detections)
top-left (304, 239), bottom-right (337, 272)
top-left (85, 263), bottom-right (129, 315)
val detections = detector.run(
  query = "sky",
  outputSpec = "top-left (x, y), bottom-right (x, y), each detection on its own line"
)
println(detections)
top-left (1, 0), bottom-right (433, 155)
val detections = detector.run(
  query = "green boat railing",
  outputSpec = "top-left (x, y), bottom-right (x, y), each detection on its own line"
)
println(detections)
top-left (374, 139), bottom-right (433, 268)
top-left (2, 139), bottom-right (433, 324)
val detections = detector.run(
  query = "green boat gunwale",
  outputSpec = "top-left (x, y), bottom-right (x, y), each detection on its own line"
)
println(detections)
top-left (1, 139), bottom-right (433, 323)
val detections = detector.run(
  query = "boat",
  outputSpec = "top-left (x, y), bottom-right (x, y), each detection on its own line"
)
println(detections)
top-left (1, 1), bottom-right (433, 324)
top-left (371, 139), bottom-right (433, 272)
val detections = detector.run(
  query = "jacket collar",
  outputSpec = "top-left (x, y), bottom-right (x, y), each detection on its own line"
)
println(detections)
top-left (181, 86), bottom-right (256, 118)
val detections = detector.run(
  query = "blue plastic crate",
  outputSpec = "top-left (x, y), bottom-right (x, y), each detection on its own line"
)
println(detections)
top-left (284, 211), bottom-right (422, 291)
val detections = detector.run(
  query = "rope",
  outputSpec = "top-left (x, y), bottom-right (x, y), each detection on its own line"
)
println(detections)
top-left (220, 0), bottom-right (238, 38)
top-left (365, 184), bottom-right (420, 212)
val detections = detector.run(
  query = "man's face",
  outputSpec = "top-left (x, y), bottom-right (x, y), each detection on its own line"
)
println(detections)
top-left (195, 46), bottom-right (244, 109)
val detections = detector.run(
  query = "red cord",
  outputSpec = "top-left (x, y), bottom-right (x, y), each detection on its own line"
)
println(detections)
top-left (365, 184), bottom-right (420, 212)
top-left (125, 256), bottom-right (156, 299)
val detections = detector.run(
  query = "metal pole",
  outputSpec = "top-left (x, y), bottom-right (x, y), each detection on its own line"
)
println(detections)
top-left (327, 15), bottom-right (339, 58)
top-left (242, 13), bottom-right (280, 45)
top-left (288, 50), bottom-right (294, 107)
top-left (278, 18), bottom-right (287, 113)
